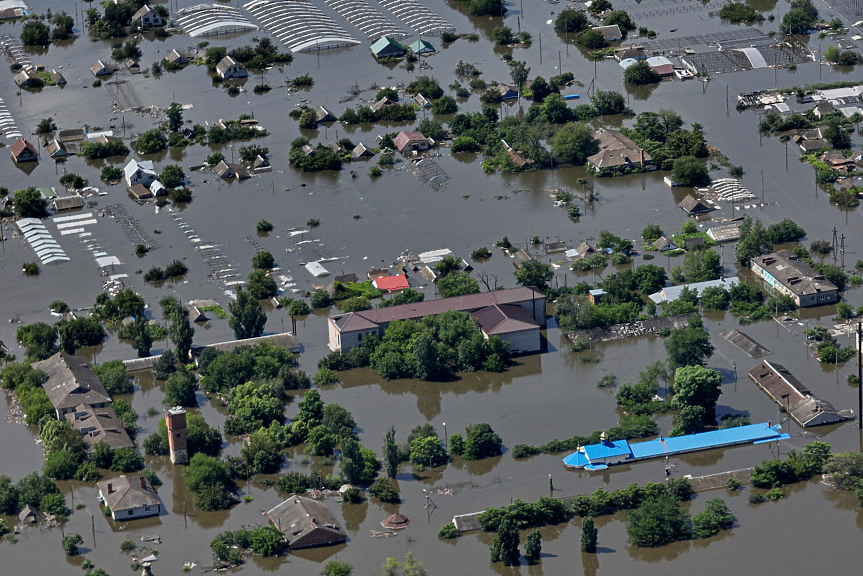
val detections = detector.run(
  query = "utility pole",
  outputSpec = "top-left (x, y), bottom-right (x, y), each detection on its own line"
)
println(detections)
top-left (539, 34), bottom-right (542, 65)
top-left (858, 322), bottom-right (862, 429)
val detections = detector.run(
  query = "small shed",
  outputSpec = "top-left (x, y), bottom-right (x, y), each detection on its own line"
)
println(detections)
top-left (126, 59), bottom-right (141, 73)
top-left (589, 288), bottom-right (606, 304)
top-left (149, 180), bottom-right (166, 196)
top-left (215, 160), bottom-right (251, 180)
top-left (19, 504), bottom-right (39, 523)
top-left (53, 195), bottom-right (84, 212)
top-left (679, 195), bottom-right (712, 214)
top-left (45, 139), bottom-right (70, 158)
top-left (414, 93), bottom-right (431, 108)
top-left (90, 60), bottom-right (114, 77)
top-left (129, 184), bottom-right (152, 200)
top-left (595, 24), bottom-right (622, 41)
top-left (653, 236), bottom-right (678, 252)
top-left (165, 49), bottom-right (192, 65)
top-left (370, 97), bottom-right (395, 112)
top-left (495, 84), bottom-right (519, 100)
top-left (315, 106), bottom-right (337, 122)
top-left (352, 143), bottom-right (374, 159)
top-left (189, 306), bottom-right (208, 323)
top-left (409, 39), bottom-right (436, 54)
top-left (371, 36), bottom-right (406, 58)
top-left (452, 512), bottom-right (483, 533)
top-left (381, 513), bottom-right (412, 529)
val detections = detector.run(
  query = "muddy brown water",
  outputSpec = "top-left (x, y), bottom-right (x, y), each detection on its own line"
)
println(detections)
top-left (2, 0), bottom-right (863, 573)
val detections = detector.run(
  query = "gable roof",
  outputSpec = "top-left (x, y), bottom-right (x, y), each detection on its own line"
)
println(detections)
top-left (124, 159), bottom-right (156, 180)
top-left (409, 39), bottom-right (435, 53)
top-left (217, 56), bottom-right (244, 75)
top-left (372, 274), bottom-right (410, 292)
top-left (10, 137), bottom-right (37, 158)
top-left (315, 106), bottom-right (337, 122)
top-left (588, 128), bottom-right (650, 168)
top-left (32, 352), bottom-right (111, 412)
top-left (748, 360), bottom-right (848, 426)
top-left (679, 195), bottom-right (711, 213)
top-left (54, 195), bottom-right (84, 211)
top-left (471, 304), bottom-right (539, 335)
top-left (268, 495), bottom-right (347, 549)
top-left (71, 406), bottom-right (134, 450)
top-left (98, 475), bottom-right (159, 511)
top-left (752, 250), bottom-right (839, 296)
top-left (133, 5), bottom-right (157, 20)
top-left (394, 130), bottom-right (427, 151)
top-left (371, 36), bottom-right (405, 56)
top-left (595, 24), bottom-right (622, 40)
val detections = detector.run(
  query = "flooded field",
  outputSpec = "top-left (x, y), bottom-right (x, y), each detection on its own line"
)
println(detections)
top-left (2, 0), bottom-right (863, 573)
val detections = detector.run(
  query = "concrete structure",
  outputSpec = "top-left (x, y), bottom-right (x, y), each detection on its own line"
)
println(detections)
top-left (98, 475), bottom-right (161, 520)
top-left (564, 423), bottom-right (789, 470)
top-left (268, 495), bottom-right (347, 549)
top-left (32, 353), bottom-right (111, 421)
top-left (124, 159), bottom-right (157, 188)
top-left (216, 56), bottom-right (247, 79)
top-left (133, 5), bottom-right (163, 27)
top-left (649, 277), bottom-right (739, 303)
top-left (471, 303), bottom-right (541, 353)
top-left (328, 286), bottom-right (546, 352)
top-left (587, 128), bottom-right (650, 173)
top-left (165, 407), bottom-right (188, 464)
top-left (749, 250), bottom-right (839, 307)
top-left (10, 137), bottom-right (37, 163)
top-left (371, 36), bottom-right (406, 58)
top-left (394, 130), bottom-right (429, 153)
top-left (748, 360), bottom-right (851, 427)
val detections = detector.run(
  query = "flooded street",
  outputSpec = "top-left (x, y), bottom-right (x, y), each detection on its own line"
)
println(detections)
top-left (2, 0), bottom-right (863, 573)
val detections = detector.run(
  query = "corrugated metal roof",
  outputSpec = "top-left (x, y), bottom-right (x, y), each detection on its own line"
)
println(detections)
top-left (583, 439), bottom-right (631, 460)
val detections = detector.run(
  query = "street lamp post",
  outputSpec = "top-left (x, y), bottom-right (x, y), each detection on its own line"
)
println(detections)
top-left (443, 422), bottom-right (447, 450)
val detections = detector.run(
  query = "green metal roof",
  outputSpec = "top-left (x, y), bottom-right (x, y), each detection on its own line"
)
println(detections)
top-left (371, 36), bottom-right (404, 55)
top-left (409, 39), bottom-right (435, 53)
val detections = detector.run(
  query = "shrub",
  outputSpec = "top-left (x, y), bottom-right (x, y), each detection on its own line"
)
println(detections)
top-left (256, 219), bottom-right (274, 232)
top-left (369, 478), bottom-right (399, 503)
top-left (438, 522), bottom-right (458, 539)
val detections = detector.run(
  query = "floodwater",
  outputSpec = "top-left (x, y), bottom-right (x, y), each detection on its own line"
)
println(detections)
top-left (2, 0), bottom-right (863, 573)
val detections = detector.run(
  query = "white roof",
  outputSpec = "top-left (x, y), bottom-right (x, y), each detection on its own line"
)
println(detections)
top-left (124, 159), bottom-right (156, 179)
top-left (305, 261), bottom-right (330, 277)
top-left (418, 248), bottom-right (452, 263)
top-left (646, 56), bottom-right (673, 68)
top-left (150, 180), bottom-right (165, 193)
top-left (736, 47), bottom-right (767, 69)
top-left (649, 277), bottom-right (739, 303)
top-left (95, 256), bottom-right (122, 267)
top-left (618, 58), bottom-right (637, 69)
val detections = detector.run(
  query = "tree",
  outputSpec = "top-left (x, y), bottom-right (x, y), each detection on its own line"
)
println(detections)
top-left (36, 118), bottom-right (57, 135)
top-left (490, 518), bottom-right (521, 565)
top-left (591, 90), bottom-right (627, 116)
top-left (735, 217), bottom-right (771, 266)
top-left (166, 102), bottom-right (183, 132)
top-left (383, 426), bottom-right (399, 477)
top-left (241, 430), bottom-right (285, 474)
top-left (437, 273), bottom-right (480, 298)
top-left (671, 156), bottom-right (710, 186)
top-left (134, 129), bottom-right (168, 154)
top-left (409, 435), bottom-right (448, 468)
top-left (21, 20), bottom-right (50, 46)
top-left (323, 560), bottom-right (354, 576)
top-left (627, 493), bottom-right (691, 547)
top-left (342, 297), bottom-right (372, 312)
top-left (780, 9), bottom-right (813, 34)
top-left (553, 122), bottom-right (599, 165)
top-left (94, 360), bottom-right (134, 395)
top-left (632, 264), bottom-right (668, 293)
top-left (252, 251), bottom-right (275, 269)
top-left (431, 95), bottom-right (457, 115)
top-left (515, 260), bottom-right (554, 291)
top-left (247, 270), bottom-right (277, 300)
top-left (13, 188), bottom-right (49, 219)
top-left (184, 453), bottom-right (235, 511)
top-left (670, 404), bottom-right (706, 436)
top-left (624, 60), bottom-right (661, 85)
top-left (671, 365), bottom-right (723, 423)
top-left (310, 289), bottom-right (333, 308)
top-left (169, 313), bottom-right (195, 362)
top-left (123, 317), bottom-right (153, 357)
top-left (369, 478), bottom-right (400, 503)
top-left (406, 76), bottom-right (444, 99)
top-left (228, 286), bottom-right (266, 339)
top-left (451, 135), bottom-right (480, 153)
top-left (165, 369), bottom-right (198, 407)
top-left (159, 164), bottom-right (186, 189)
top-left (463, 423), bottom-right (503, 460)
top-left (530, 76), bottom-right (555, 102)
top-left (110, 447), bottom-right (145, 472)
top-left (692, 499), bottom-right (734, 538)
top-left (555, 9), bottom-right (588, 33)
top-left (16, 322), bottom-right (59, 360)
top-left (581, 517), bottom-right (598, 552)
top-left (62, 534), bottom-right (84, 556)
top-left (58, 317), bottom-right (105, 354)
top-left (824, 120), bottom-right (852, 149)
top-left (579, 28), bottom-right (607, 49)
top-left (510, 61), bottom-right (531, 95)
top-left (665, 316), bottom-right (714, 370)
top-left (524, 529), bottom-right (541, 563)
top-left (605, 10), bottom-right (635, 30)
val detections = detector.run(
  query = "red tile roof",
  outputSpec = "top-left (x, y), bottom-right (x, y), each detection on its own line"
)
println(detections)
top-left (10, 137), bottom-right (37, 158)
top-left (373, 274), bottom-right (410, 292)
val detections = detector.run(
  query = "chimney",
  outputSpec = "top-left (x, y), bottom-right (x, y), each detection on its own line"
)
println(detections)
top-left (640, 149), bottom-right (644, 165)
top-left (107, 482), bottom-right (113, 493)
top-left (139, 477), bottom-right (147, 489)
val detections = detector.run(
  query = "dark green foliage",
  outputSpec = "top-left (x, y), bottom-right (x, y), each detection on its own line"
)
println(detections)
top-left (369, 478), bottom-right (400, 503)
top-left (13, 187), bottom-right (49, 219)
top-left (224, 381), bottom-right (285, 435)
top-left (62, 533), bottom-right (83, 556)
top-left (719, 2), bottom-right (764, 22)
top-left (165, 369), bottom-right (197, 407)
top-left (439, 522), bottom-right (458, 539)
top-left (627, 493), bottom-right (692, 547)
top-left (579, 28), bottom-right (607, 49)
top-left (555, 9), bottom-right (588, 33)
top-left (151, 349), bottom-right (177, 381)
top-left (665, 316), bottom-right (714, 370)
top-left (379, 288), bottom-right (425, 308)
top-left (383, 426), bottom-right (399, 478)
top-left (110, 447), bottom-right (145, 472)
top-left (241, 429), bottom-right (285, 474)
top-left (134, 128), bottom-right (168, 154)
top-left (57, 316), bottom-right (105, 355)
top-left (21, 20), bottom-right (50, 46)
top-left (524, 529), bottom-right (541, 562)
top-left (455, 0), bottom-right (507, 16)
top-left (184, 453), bottom-right (236, 511)
top-left (16, 322), bottom-right (59, 360)
top-left (490, 518), bottom-right (520, 565)
top-left (512, 414), bottom-right (658, 458)
top-left (624, 60), bottom-right (661, 85)
top-left (672, 156), bottom-right (710, 186)
top-left (581, 517), bottom-right (598, 552)
top-left (478, 497), bottom-right (572, 531)
top-left (751, 441), bottom-right (831, 488)
top-left (692, 499), bottom-right (734, 538)
top-left (200, 342), bottom-right (297, 393)
top-left (228, 286), bottom-right (266, 339)
top-left (252, 251), bottom-right (275, 269)
top-left (515, 260), bottom-right (554, 291)
top-left (437, 272), bottom-right (479, 298)
top-left (406, 76), bottom-right (444, 99)
top-left (432, 95), bottom-right (457, 115)
top-left (79, 140), bottom-right (130, 159)
top-left (463, 423), bottom-right (503, 460)
top-left (671, 365), bottom-right (723, 424)
top-left (323, 560), bottom-right (354, 576)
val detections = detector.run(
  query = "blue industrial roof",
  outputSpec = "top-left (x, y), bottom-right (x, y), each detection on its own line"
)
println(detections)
top-left (583, 439), bottom-right (631, 460)
top-left (629, 423), bottom-right (782, 459)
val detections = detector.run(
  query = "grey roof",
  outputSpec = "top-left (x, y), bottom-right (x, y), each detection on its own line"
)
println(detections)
top-left (751, 250), bottom-right (839, 297)
top-left (588, 128), bottom-right (650, 169)
top-left (122, 354), bottom-right (162, 371)
top-left (193, 332), bottom-right (301, 355)
top-left (595, 24), bottom-right (622, 40)
top-left (216, 56), bottom-right (245, 76)
top-left (652, 236), bottom-right (677, 251)
top-left (706, 222), bottom-right (741, 242)
top-left (54, 195), bottom-right (84, 211)
top-left (452, 512), bottom-right (483, 532)
top-left (98, 475), bottom-right (160, 512)
top-left (268, 495), bottom-right (347, 549)
top-left (748, 360), bottom-right (850, 427)
top-left (32, 353), bottom-right (111, 413)
top-left (315, 106), bottom-right (337, 122)
top-left (19, 504), bottom-right (38, 522)
top-left (70, 406), bottom-right (134, 450)
top-left (330, 286), bottom-right (544, 333)
top-left (679, 195), bottom-right (711, 213)
top-left (649, 277), bottom-right (739, 303)
top-left (352, 143), bottom-right (374, 158)
top-left (133, 5), bottom-right (157, 21)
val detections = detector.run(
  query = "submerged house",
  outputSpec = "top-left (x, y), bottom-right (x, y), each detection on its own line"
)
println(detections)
top-left (394, 130), bottom-right (429, 154)
top-left (133, 5), bottom-right (164, 27)
top-left (409, 39), bottom-right (436, 54)
top-left (679, 195), bottom-right (712, 214)
top-left (371, 36), bottom-right (406, 58)
top-left (10, 137), bottom-right (38, 163)
top-left (216, 56), bottom-right (247, 79)
top-left (470, 303), bottom-right (542, 353)
top-left (748, 360), bottom-right (851, 427)
top-left (31, 352), bottom-right (111, 421)
top-left (90, 60), bottom-right (114, 77)
top-left (124, 159), bottom-right (157, 188)
top-left (587, 128), bottom-right (650, 173)
top-left (749, 250), bottom-right (839, 307)
top-left (267, 495), bottom-right (347, 549)
top-left (98, 475), bottom-right (161, 520)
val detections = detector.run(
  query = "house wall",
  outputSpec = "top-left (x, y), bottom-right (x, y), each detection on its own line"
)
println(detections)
top-left (749, 261), bottom-right (838, 307)
top-left (290, 527), bottom-right (347, 549)
top-left (487, 327), bottom-right (541, 353)
top-left (111, 503), bottom-right (160, 520)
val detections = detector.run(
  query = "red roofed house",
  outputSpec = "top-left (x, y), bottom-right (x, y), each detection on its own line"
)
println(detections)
top-left (470, 304), bottom-right (541, 353)
top-left (650, 64), bottom-right (675, 77)
top-left (328, 286), bottom-right (545, 352)
top-left (393, 130), bottom-right (429, 154)
top-left (11, 137), bottom-right (38, 163)
top-left (373, 274), bottom-right (410, 292)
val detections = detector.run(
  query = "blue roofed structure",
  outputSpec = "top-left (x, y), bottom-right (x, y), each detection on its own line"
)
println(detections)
top-left (564, 423), bottom-right (788, 469)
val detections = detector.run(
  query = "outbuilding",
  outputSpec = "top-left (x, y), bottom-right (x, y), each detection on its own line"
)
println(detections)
top-left (371, 36), bottom-right (406, 58)
top-left (409, 39), bottom-right (436, 54)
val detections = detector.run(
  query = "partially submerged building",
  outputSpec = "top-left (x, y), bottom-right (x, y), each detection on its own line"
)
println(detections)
top-left (133, 5), bottom-right (164, 27)
top-left (70, 406), bottom-right (134, 450)
top-left (470, 303), bottom-right (542, 353)
top-left (10, 137), bottom-right (38, 163)
top-left (371, 36), bottom-right (406, 58)
top-left (749, 250), bottom-right (839, 307)
top-left (32, 353), bottom-right (111, 421)
top-left (98, 475), bottom-right (161, 520)
top-left (394, 130), bottom-right (429, 154)
top-left (124, 159), bottom-right (157, 188)
top-left (587, 128), bottom-right (650, 173)
top-left (679, 195), bottom-right (712, 214)
top-left (649, 277), bottom-right (739, 303)
top-left (216, 56), bottom-right (247, 79)
top-left (748, 360), bottom-right (851, 427)
top-left (215, 160), bottom-right (252, 180)
top-left (90, 60), bottom-right (114, 77)
top-left (328, 286), bottom-right (546, 352)
top-left (267, 495), bottom-right (347, 549)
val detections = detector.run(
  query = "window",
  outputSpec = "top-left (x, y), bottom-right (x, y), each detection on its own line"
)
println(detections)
top-left (145, 506), bottom-right (150, 512)
top-left (358, 332), bottom-right (363, 342)
top-left (128, 510), bottom-right (134, 516)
